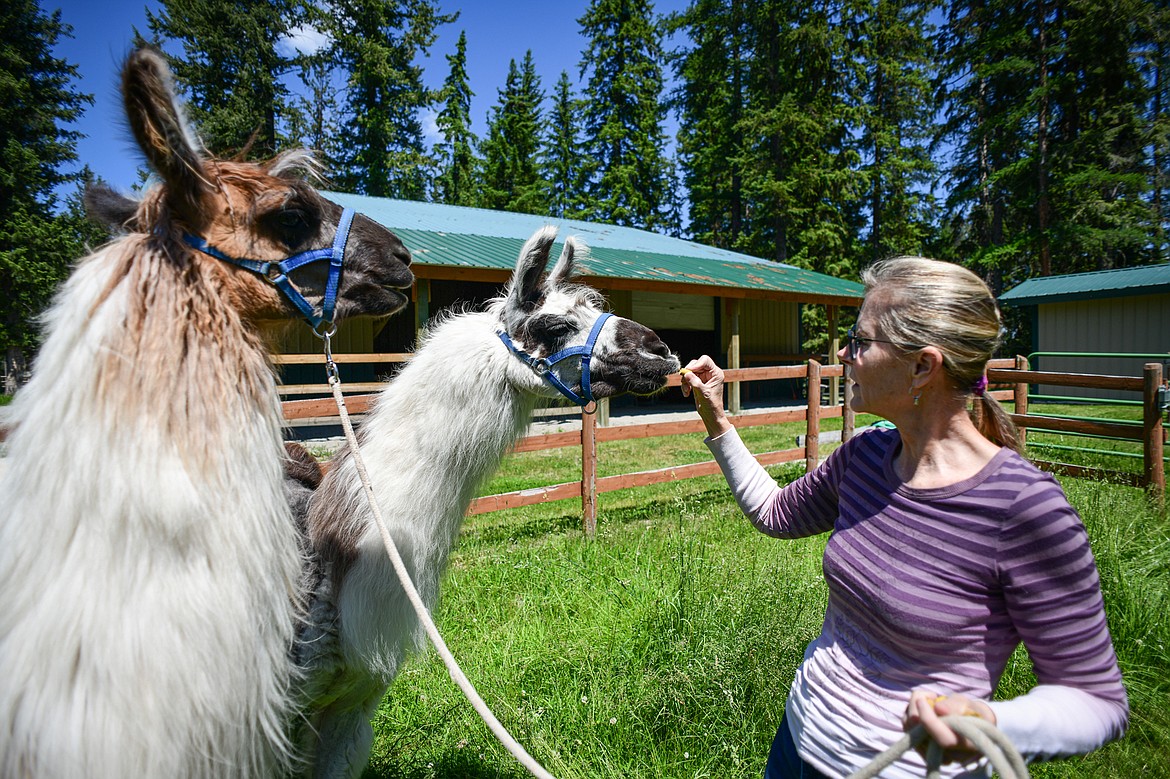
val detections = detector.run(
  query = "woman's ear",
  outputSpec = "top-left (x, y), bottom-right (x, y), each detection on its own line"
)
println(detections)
top-left (909, 346), bottom-right (946, 390)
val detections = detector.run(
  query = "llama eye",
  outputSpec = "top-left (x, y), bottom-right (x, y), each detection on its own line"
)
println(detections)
top-left (278, 210), bottom-right (306, 229)
top-left (530, 316), bottom-right (575, 341)
top-left (267, 207), bottom-right (314, 249)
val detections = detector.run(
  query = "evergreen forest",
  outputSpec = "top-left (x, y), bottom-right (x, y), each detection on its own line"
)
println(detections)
top-left (3, 0), bottom-right (1169, 379)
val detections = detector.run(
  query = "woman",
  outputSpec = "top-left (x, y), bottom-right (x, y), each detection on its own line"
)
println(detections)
top-left (680, 257), bottom-right (1127, 778)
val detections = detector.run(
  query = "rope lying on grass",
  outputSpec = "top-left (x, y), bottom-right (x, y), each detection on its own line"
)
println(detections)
top-left (846, 715), bottom-right (1030, 779)
top-left (324, 344), bottom-right (558, 779)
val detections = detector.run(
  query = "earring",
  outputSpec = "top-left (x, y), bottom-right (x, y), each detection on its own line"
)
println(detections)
top-left (910, 386), bottom-right (920, 406)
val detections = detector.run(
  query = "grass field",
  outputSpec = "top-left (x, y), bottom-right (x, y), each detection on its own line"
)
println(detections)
top-left (351, 403), bottom-right (1169, 778)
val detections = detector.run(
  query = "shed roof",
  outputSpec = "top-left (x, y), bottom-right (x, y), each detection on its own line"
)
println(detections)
top-left (999, 263), bottom-right (1170, 306)
top-left (329, 192), bottom-right (864, 306)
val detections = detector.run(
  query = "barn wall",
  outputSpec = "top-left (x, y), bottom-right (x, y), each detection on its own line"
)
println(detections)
top-left (1035, 293), bottom-right (1170, 401)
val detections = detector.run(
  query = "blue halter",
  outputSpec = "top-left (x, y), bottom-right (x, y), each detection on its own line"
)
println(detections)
top-left (182, 207), bottom-right (356, 334)
top-left (497, 312), bottom-right (614, 407)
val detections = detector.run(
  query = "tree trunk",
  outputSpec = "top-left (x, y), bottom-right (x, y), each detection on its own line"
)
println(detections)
top-left (5, 345), bottom-right (27, 395)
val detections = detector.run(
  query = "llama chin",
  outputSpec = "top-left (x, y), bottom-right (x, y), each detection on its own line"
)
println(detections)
top-left (293, 225), bottom-right (679, 779)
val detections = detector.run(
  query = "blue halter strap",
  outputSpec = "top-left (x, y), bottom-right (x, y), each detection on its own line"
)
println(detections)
top-left (182, 206), bottom-right (356, 333)
top-left (497, 312), bottom-right (614, 407)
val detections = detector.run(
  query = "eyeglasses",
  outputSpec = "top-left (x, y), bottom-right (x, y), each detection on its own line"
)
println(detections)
top-left (844, 326), bottom-right (924, 360)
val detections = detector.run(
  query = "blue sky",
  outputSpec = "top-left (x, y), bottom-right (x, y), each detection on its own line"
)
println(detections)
top-left (48, 0), bottom-right (688, 192)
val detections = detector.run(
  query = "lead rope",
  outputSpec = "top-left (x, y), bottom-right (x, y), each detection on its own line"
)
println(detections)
top-left (846, 715), bottom-right (1030, 779)
top-left (321, 333), bottom-right (558, 779)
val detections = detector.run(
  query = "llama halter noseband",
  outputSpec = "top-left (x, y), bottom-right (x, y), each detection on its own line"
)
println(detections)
top-left (182, 207), bottom-right (355, 334)
top-left (497, 312), bottom-right (613, 407)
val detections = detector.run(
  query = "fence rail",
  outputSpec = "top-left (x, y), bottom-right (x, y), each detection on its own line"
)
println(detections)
top-left (987, 358), bottom-right (1164, 497)
top-left (273, 356), bottom-right (1165, 533)
top-left (1, 357), bottom-right (1159, 517)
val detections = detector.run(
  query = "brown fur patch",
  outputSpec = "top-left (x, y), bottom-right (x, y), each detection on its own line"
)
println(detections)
top-left (306, 448), bottom-right (363, 587)
top-left (283, 442), bottom-right (324, 490)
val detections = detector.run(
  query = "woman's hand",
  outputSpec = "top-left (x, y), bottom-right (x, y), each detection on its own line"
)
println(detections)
top-left (679, 355), bottom-right (733, 438)
top-left (904, 689), bottom-right (997, 761)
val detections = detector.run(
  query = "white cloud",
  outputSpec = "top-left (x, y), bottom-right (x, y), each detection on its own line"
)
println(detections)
top-left (277, 25), bottom-right (332, 58)
top-left (420, 108), bottom-right (441, 145)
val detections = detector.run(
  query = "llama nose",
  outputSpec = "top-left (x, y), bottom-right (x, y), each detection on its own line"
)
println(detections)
top-left (395, 244), bottom-right (412, 267)
top-left (643, 331), bottom-right (672, 358)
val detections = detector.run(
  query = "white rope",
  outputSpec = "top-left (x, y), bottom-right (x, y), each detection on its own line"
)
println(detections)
top-left (846, 715), bottom-right (1030, 779)
top-left (325, 370), bottom-right (558, 779)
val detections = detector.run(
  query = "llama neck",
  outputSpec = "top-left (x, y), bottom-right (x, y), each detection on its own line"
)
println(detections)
top-left (358, 312), bottom-right (539, 508)
top-left (3, 236), bottom-right (288, 539)
top-left (0, 235), bottom-right (301, 779)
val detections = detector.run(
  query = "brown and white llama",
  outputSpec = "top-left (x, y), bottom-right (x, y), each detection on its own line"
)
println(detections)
top-left (292, 226), bottom-right (680, 778)
top-left (0, 48), bottom-right (413, 779)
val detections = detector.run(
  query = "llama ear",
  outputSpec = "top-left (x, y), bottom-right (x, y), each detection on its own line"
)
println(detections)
top-left (121, 47), bottom-right (212, 219)
top-left (506, 226), bottom-right (558, 316)
top-left (545, 236), bottom-right (582, 291)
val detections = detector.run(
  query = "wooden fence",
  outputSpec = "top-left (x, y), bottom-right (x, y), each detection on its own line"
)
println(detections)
top-left (989, 357), bottom-right (1165, 499)
top-left (280, 356), bottom-right (1167, 533)
top-left (281, 360), bottom-right (849, 535)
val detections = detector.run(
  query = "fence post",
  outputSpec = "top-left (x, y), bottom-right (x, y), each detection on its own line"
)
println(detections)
top-left (582, 407), bottom-right (598, 536)
top-left (1143, 363), bottom-right (1164, 506)
top-left (841, 363), bottom-right (854, 442)
top-left (806, 360), bottom-right (821, 472)
top-left (1014, 355), bottom-right (1029, 446)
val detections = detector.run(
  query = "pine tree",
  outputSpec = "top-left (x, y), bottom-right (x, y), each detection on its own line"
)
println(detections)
top-left (936, 0), bottom-right (1158, 285)
top-left (735, 0), bottom-right (861, 276)
top-left (935, 0), bottom-right (1036, 287)
top-left (1143, 0), bottom-right (1170, 258)
top-left (327, 0), bottom-right (453, 198)
top-left (285, 48), bottom-right (344, 172)
top-left (1047, 0), bottom-right (1154, 270)
top-left (479, 52), bottom-right (547, 214)
top-left (145, 0), bottom-right (305, 159)
top-left (577, 0), bottom-right (677, 231)
top-left (0, 6), bottom-right (104, 390)
top-left (543, 71), bottom-right (587, 218)
top-left (852, 0), bottom-right (939, 265)
top-left (0, 1), bottom-right (95, 390)
top-left (670, 0), bottom-right (748, 248)
top-left (433, 30), bottom-right (478, 206)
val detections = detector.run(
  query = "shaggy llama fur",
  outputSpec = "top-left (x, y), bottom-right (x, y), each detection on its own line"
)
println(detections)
top-left (292, 226), bottom-right (680, 778)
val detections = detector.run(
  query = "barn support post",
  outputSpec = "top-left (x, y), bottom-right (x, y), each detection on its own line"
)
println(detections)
top-left (414, 278), bottom-right (430, 345)
top-left (582, 406), bottom-right (598, 536)
top-left (1143, 363), bottom-right (1164, 506)
top-left (806, 359), bottom-right (822, 471)
top-left (828, 305), bottom-right (840, 406)
top-left (727, 298), bottom-right (741, 415)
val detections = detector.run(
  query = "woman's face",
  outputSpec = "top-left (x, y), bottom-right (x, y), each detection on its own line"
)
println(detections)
top-left (838, 298), bottom-right (915, 418)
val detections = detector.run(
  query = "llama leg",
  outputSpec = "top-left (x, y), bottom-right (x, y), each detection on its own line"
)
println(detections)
top-left (309, 680), bottom-right (387, 779)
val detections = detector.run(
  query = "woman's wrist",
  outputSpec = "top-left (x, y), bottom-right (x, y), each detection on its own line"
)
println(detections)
top-left (703, 410), bottom-right (733, 439)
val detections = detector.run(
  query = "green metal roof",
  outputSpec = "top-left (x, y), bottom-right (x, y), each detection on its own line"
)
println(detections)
top-left (327, 192), bottom-right (864, 305)
top-left (999, 264), bottom-right (1170, 306)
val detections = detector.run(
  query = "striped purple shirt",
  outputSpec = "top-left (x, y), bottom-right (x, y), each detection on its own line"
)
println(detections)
top-left (709, 426), bottom-right (1127, 776)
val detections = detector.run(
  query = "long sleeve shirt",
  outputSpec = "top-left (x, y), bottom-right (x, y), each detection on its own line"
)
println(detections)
top-left (708, 426), bottom-right (1128, 778)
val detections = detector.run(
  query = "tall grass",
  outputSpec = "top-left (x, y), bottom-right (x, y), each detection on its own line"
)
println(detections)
top-left (355, 407), bottom-right (1169, 778)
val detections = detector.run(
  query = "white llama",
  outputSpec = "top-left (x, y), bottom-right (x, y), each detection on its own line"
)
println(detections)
top-left (0, 48), bottom-right (413, 779)
top-left (292, 226), bottom-right (680, 778)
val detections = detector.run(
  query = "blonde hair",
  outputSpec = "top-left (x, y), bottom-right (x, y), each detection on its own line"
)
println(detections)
top-left (861, 256), bottom-right (1023, 454)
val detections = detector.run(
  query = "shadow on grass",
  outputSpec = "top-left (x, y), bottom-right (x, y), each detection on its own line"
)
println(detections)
top-left (363, 751), bottom-right (529, 779)
top-left (460, 482), bottom-right (749, 548)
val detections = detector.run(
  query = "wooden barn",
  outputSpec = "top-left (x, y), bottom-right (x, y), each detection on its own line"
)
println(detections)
top-left (999, 264), bottom-right (1170, 401)
top-left (275, 194), bottom-right (864, 413)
